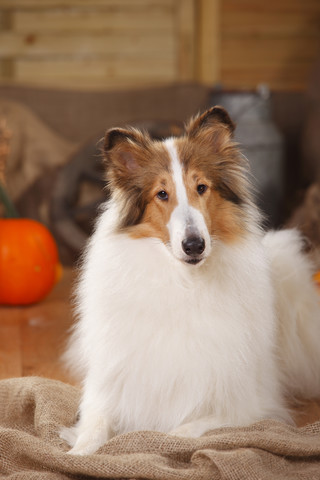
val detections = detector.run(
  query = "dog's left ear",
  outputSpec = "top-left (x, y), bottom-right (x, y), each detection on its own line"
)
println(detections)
top-left (186, 106), bottom-right (235, 138)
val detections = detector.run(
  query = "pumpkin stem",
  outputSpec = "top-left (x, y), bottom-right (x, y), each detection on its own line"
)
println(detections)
top-left (0, 181), bottom-right (19, 218)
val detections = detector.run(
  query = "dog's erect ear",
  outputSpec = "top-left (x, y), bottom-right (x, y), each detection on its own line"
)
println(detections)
top-left (104, 127), bottom-right (147, 172)
top-left (105, 128), bottom-right (135, 149)
top-left (103, 127), bottom-right (152, 228)
top-left (187, 106), bottom-right (235, 137)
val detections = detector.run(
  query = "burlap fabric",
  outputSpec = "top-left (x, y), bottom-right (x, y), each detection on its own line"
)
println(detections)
top-left (1, 377), bottom-right (320, 479)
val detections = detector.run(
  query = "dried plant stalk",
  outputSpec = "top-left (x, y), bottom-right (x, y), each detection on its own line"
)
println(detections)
top-left (0, 118), bottom-right (11, 186)
top-left (0, 118), bottom-right (18, 217)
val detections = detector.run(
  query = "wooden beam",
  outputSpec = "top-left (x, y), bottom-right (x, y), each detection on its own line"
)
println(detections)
top-left (13, 7), bottom-right (173, 33)
top-left (196, 0), bottom-right (220, 85)
top-left (175, 0), bottom-right (195, 81)
top-left (0, 0), bottom-right (173, 8)
top-left (0, 11), bottom-right (14, 81)
top-left (0, 32), bottom-right (175, 58)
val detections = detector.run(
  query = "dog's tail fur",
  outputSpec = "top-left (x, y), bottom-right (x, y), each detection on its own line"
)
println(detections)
top-left (263, 229), bottom-right (320, 399)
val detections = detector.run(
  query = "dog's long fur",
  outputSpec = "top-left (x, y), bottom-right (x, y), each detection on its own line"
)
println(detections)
top-left (61, 107), bottom-right (320, 455)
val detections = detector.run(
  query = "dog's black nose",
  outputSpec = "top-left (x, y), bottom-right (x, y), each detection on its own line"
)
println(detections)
top-left (182, 236), bottom-right (205, 256)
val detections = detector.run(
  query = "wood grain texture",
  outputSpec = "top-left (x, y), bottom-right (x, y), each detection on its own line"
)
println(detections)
top-left (14, 57), bottom-right (175, 88)
top-left (0, 0), bottom-right (188, 89)
top-left (175, 0), bottom-right (195, 81)
top-left (0, 0), bottom-right (173, 7)
top-left (1, 0), bottom-right (319, 90)
top-left (0, 32), bottom-right (175, 57)
top-left (0, 267), bottom-right (75, 383)
top-left (196, 0), bottom-right (221, 85)
top-left (13, 7), bottom-right (173, 33)
top-left (0, 323), bottom-right (22, 378)
top-left (220, 0), bottom-right (320, 90)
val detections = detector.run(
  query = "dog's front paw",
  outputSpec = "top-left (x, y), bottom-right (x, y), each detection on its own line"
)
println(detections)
top-left (62, 419), bottom-right (113, 455)
top-left (60, 425), bottom-right (79, 448)
top-left (60, 425), bottom-right (94, 454)
top-left (66, 434), bottom-right (104, 456)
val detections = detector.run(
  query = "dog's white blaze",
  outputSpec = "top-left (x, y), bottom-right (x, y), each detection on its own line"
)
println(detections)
top-left (165, 138), bottom-right (189, 214)
top-left (164, 138), bottom-right (210, 261)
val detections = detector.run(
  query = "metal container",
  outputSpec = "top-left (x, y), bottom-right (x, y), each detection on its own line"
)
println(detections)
top-left (211, 87), bottom-right (284, 226)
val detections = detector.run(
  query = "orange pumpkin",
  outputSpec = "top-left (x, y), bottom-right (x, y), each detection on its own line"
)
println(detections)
top-left (0, 218), bottom-right (61, 305)
top-left (314, 271), bottom-right (320, 292)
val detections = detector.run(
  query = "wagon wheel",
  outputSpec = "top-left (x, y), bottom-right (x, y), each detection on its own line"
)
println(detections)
top-left (50, 120), bottom-right (183, 259)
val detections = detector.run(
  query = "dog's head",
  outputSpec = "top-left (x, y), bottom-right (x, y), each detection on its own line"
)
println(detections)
top-left (103, 107), bottom-right (257, 266)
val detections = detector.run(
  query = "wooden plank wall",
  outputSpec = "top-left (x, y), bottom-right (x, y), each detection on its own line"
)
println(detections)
top-left (220, 0), bottom-right (320, 91)
top-left (0, 0), bottom-right (195, 89)
top-left (0, 0), bottom-right (319, 91)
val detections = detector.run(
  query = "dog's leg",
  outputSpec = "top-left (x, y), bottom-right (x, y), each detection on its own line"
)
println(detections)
top-left (66, 413), bottom-right (113, 455)
top-left (60, 383), bottom-right (114, 455)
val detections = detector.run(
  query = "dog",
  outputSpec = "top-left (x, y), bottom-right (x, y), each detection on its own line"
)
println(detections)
top-left (61, 106), bottom-right (320, 455)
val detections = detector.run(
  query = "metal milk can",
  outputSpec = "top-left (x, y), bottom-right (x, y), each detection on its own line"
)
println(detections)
top-left (211, 87), bottom-right (284, 226)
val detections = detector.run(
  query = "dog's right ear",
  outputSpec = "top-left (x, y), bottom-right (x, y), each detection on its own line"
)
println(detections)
top-left (103, 127), bottom-right (152, 227)
top-left (104, 127), bottom-right (146, 173)
top-left (105, 128), bottom-right (137, 151)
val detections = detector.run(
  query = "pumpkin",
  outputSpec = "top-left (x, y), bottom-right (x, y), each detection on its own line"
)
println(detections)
top-left (0, 218), bottom-right (61, 305)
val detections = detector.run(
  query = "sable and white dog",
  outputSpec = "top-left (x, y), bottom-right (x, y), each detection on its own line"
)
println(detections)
top-left (61, 107), bottom-right (320, 455)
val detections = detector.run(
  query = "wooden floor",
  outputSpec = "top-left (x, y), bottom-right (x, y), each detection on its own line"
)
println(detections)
top-left (0, 267), bottom-right (75, 384)
top-left (0, 267), bottom-right (320, 427)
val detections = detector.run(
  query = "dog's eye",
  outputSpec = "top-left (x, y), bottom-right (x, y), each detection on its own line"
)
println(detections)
top-left (157, 190), bottom-right (169, 201)
top-left (197, 184), bottom-right (208, 195)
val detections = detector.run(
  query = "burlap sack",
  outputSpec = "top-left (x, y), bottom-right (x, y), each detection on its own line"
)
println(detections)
top-left (0, 100), bottom-right (76, 202)
top-left (1, 376), bottom-right (320, 479)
